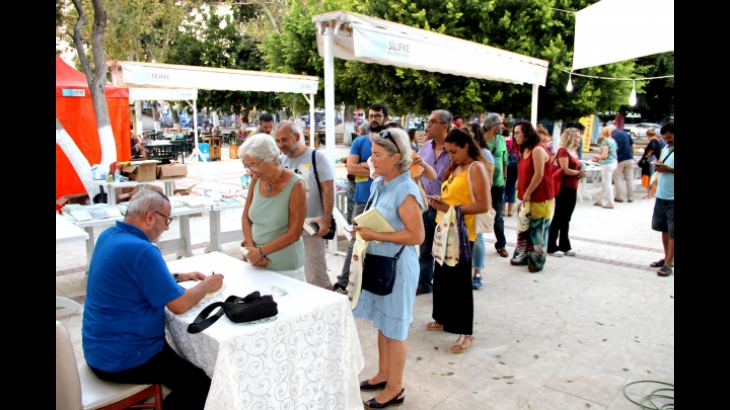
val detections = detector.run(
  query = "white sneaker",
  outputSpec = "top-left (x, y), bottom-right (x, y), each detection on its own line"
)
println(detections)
top-left (548, 251), bottom-right (564, 257)
top-left (564, 250), bottom-right (577, 256)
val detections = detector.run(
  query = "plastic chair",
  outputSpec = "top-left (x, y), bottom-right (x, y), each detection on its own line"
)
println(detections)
top-left (56, 321), bottom-right (162, 410)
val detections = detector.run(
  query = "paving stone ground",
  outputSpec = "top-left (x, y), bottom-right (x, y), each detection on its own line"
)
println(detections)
top-left (57, 143), bottom-right (674, 410)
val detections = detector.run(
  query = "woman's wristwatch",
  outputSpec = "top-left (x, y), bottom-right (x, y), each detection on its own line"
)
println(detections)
top-left (259, 247), bottom-right (266, 259)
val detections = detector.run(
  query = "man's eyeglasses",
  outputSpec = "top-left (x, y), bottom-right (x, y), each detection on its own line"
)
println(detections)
top-left (243, 158), bottom-right (265, 172)
top-left (427, 120), bottom-right (445, 126)
top-left (154, 211), bottom-right (173, 226)
top-left (368, 113), bottom-right (384, 119)
top-left (380, 130), bottom-right (401, 154)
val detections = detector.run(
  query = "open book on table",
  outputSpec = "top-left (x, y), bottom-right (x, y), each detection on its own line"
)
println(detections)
top-left (354, 207), bottom-right (395, 233)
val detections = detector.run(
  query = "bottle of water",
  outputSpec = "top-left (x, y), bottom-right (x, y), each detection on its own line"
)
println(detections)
top-left (114, 168), bottom-right (120, 183)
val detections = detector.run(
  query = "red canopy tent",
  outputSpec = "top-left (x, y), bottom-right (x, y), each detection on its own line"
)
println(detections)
top-left (56, 56), bottom-right (130, 204)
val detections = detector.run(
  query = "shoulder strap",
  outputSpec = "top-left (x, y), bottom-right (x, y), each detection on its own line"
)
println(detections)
top-left (466, 162), bottom-right (478, 203)
top-left (311, 150), bottom-right (324, 205)
top-left (187, 301), bottom-right (225, 334)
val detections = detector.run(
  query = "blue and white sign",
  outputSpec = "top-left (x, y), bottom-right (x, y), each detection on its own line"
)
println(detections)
top-left (62, 89), bottom-right (86, 97)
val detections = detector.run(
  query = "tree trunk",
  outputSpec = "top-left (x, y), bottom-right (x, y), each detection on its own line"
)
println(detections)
top-left (343, 105), bottom-right (355, 145)
top-left (57, 119), bottom-right (95, 200)
top-left (71, 0), bottom-right (117, 170)
top-left (172, 107), bottom-right (180, 128)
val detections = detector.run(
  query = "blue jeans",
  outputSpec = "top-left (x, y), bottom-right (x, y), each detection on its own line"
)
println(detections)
top-left (492, 185), bottom-right (506, 249)
top-left (418, 208), bottom-right (438, 293)
top-left (472, 233), bottom-right (485, 270)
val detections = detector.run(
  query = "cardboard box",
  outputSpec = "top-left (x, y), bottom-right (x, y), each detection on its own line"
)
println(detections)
top-left (173, 183), bottom-right (197, 196)
top-left (56, 193), bottom-right (89, 208)
top-left (157, 164), bottom-right (188, 179)
top-left (123, 161), bottom-right (157, 182)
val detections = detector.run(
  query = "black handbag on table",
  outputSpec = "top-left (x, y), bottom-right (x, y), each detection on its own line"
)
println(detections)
top-left (187, 291), bottom-right (278, 334)
top-left (311, 150), bottom-right (337, 240)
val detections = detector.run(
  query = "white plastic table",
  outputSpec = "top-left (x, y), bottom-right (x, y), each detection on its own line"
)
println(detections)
top-left (205, 202), bottom-right (246, 254)
top-left (90, 178), bottom-right (185, 206)
top-left (56, 215), bottom-right (89, 313)
top-left (164, 252), bottom-right (364, 410)
top-left (69, 206), bottom-right (210, 272)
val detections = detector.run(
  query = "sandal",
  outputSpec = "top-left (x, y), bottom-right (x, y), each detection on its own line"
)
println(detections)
top-left (450, 335), bottom-right (474, 354)
top-left (650, 259), bottom-right (665, 268)
top-left (657, 265), bottom-right (672, 277)
top-left (426, 322), bottom-right (444, 331)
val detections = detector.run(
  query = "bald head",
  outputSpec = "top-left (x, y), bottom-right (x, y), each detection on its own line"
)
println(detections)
top-left (275, 121), bottom-right (303, 157)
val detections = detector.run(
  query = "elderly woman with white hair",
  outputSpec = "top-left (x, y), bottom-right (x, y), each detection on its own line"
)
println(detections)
top-left (239, 134), bottom-right (307, 281)
top-left (353, 128), bottom-right (425, 409)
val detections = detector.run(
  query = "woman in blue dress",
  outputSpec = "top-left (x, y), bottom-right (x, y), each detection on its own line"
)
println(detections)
top-left (353, 128), bottom-right (424, 409)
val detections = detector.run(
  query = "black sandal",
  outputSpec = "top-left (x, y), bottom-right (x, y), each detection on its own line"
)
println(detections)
top-left (364, 388), bottom-right (405, 409)
top-left (360, 380), bottom-right (387, 391)
top-left (650, 259), bottom-right (665, 268)
top-left (657, 265), bottom-right (672, 277)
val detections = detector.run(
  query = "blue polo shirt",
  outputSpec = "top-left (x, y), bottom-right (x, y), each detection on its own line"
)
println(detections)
top-left (350, 135), bottom-right (373, 203)
top-left (82, 221), bottom-right (183, 372)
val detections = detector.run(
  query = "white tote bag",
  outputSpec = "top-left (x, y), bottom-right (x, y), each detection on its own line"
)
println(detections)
top-left (467, 162), bottom-right (496, 234)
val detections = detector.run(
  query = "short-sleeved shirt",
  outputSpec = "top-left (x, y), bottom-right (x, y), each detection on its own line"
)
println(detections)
top-left (656, 147), bottom-right (674, 201)
top-left (420, 139), bottom-right (452, 196)
top-left (485, 135), bottom-right (507, 187)
top-left (557, 148), bottom-right (581, 190)
top-left (350, 135), bottom-right (373, 203)
top-left (611, 129), bottom-right (635, 162)
top-left (481, 148), bottom-right (495, 165)
top-left (281, 148), bottom-right (334, 220)
top-left (82, 221), bottom-right (184, 372)
top-left (599, 138), bottom-right (618, 165)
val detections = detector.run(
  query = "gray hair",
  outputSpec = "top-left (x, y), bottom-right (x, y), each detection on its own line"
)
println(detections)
top-left (432, 109), bottom-right (452, 130)
top-left (238, 133), bottom-right (280, 164)
top-left (483, 113), bottom-right (502, 131)
top-left (277, 121), bottom-right (302, 140)
top-left (358, 122), bottom-right (370, 134)
top-left (372, 128), bottom-right (413, 173)
top-left (126, 188), bottom-right (169, 218)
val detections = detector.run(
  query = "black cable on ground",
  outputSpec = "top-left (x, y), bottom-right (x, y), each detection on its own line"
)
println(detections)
top-left (623, 380), bottom-right (674, 410)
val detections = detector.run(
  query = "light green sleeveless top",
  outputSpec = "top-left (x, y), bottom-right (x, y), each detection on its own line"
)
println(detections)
top-left (249, 173), bottom-right (305, 271)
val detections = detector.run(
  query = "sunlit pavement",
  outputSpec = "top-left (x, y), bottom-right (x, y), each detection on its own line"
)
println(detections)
top-left (57, 143), bottom-right (673, 409)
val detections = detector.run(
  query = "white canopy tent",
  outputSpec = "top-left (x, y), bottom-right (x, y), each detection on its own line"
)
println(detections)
top-left (109, 61), bottom-right (320, 161)
top-left (572, 0), bottom-right (674, 71)
top-left (312, 10), bottom-right (550, 160)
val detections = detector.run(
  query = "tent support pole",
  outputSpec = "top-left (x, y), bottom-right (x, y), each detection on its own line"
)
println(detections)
top-left (191, 100), bottom-right (205, 162)
top-left (302, 92), bottom-right (316, 149)
top-left (531, 84), bottom-right (539, 126)
top-left (323, 23), bottom-right (338, 253)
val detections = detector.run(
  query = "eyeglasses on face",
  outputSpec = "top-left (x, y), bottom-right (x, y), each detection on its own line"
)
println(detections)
top-left (154, 210), bottom-right (173, 226)
top-left (368, 113), bottom-right (384, 119)
top-left (427, 120), bottom-right (446, 126)
top-left (243, 158), bottom-right (265, 172)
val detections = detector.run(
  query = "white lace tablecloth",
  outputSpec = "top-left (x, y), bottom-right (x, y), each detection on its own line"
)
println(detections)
top-left (164, 252), bottom-right (364, 410)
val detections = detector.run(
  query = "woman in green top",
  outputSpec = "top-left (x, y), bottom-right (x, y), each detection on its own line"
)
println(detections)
top-left (239, 134), bottom-right (307, 280)
top-left (592, 126), bottom-right (619, 209)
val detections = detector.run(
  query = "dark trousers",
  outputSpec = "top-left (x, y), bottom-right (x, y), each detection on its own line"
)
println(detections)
top-left (418, 208), bottom-right (438, 293)
top-left (89, 342), bottom-right (211, 410)
top-left (492, 185), bottom-right (506, 249)
top-left (547, 185), bottom-right (578, 253)
top-left (433, 242), bottom-right (474, 335)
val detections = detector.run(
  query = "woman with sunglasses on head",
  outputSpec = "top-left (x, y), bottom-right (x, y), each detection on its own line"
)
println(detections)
top-left (510, 121), bottom-right (553, 273)
top-left (238, 134), bottom-right (307, 281)
top-left (352, 128), bottom-right (425, 409)
top-left (427, 128), bottom-right (491, 354)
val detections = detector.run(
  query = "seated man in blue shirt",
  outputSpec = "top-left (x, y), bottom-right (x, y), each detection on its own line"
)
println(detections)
top-left (82, 188), bottom-right (224, 409)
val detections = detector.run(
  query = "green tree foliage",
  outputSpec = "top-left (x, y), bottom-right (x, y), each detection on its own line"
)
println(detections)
top-left (630, 52), bottom-right (674, 122)
top-left (164, 11), bottom-right (280, 117)
top-left (264, 0), bottom-right (657, 122)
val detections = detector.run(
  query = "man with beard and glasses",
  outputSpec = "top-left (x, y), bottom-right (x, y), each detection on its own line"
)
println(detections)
top-left (82, 188), bottom-right (223, 409)
top-left (332, 103), bottom-right (389, 294)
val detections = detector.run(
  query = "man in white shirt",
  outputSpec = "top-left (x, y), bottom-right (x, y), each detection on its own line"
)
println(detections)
top-left (276, 121), bottom-right (335, 288)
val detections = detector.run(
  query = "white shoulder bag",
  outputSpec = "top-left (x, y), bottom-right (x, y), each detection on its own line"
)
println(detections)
top-left (467, 162), bottom-right (496, 234)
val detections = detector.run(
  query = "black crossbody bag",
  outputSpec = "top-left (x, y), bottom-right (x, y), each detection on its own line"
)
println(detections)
top-left (187, 291), bottom-right (278, 334)
top-left (310, 150), bottom-right (337, 240)
top-left (360, 194), bottom-right (405, 296)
